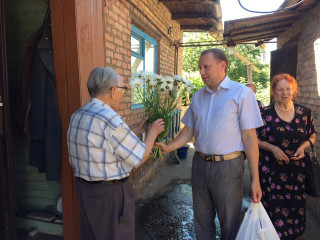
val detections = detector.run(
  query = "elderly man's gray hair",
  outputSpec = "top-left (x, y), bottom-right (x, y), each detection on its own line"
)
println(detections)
top-left (87, 67), bottom-right (121, 98)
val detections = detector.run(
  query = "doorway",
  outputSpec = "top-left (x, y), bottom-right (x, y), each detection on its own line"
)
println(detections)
top-left (3, 1), bottom-right (63, 238)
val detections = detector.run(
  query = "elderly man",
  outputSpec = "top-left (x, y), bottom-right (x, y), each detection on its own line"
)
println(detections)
top-left (157, 49), bottom-right (263, 240)
top-left (245, 82), bottom-right (266, 110)
top-left (67, 67), bottom-right (164, 240)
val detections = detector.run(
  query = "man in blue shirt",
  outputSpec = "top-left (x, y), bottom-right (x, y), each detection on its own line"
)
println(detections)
top-left (67, 67), bottom-right (164, 240)
top-left (157, 49), bottom-right (263, 240)
top-left (245, 82), bottom-right (266, 110)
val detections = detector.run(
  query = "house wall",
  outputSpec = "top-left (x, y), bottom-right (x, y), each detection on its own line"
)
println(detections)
top-left (104, 0), bottom-right (183, 194)
top-left (5, 0), bottom-right (61, 212)
top-left (278, 1), bottom-right (320, 222)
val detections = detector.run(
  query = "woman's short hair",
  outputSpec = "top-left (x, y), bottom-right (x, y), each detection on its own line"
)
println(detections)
top-left (200, 48), bottom-right (228, 73)
top-left (271, 73), bottom-right (298, 98)
top-left (87, 67), bottom-right (121, 98)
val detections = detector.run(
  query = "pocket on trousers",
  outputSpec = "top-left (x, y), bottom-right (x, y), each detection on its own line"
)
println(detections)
top-left (118, 183), bottom-right (134, 224)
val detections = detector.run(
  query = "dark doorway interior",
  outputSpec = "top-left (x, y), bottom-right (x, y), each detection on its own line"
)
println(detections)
top-left (0, 0), bottom-right (16, 239)
top-left (270, 45), bottom-right (298, 79)
top-left (3, 1), bottom-right (63, 238)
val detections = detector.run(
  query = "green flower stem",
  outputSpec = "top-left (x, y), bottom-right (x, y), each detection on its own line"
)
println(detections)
top-left (136, 82), bottom-right (177, 159)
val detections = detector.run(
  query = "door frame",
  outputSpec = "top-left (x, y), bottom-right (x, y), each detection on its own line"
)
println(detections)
top-left (50, 1), bottom-right (105, 239)
top-left (0, 1), bottom-right (105, 238)
top-left (0, 0), bottom-right (16, 239)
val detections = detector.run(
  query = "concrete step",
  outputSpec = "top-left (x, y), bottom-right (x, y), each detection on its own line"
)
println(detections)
top-left (16, 214), bottom-right (63, 236)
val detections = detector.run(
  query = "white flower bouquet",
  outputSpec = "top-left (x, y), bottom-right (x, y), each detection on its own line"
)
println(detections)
top-left (130, 71), bottom-right (194, 159)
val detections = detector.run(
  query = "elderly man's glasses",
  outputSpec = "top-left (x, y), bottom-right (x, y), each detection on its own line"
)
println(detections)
top-left (116, 86), bottom-right (128, 94)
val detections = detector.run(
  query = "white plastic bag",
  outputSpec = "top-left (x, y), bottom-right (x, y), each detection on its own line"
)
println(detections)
top-left (235, 202), bottom-right (280, 240)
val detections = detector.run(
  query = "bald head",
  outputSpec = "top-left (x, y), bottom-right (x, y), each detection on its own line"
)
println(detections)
top-left (245, 82), bottom-right (257, 94)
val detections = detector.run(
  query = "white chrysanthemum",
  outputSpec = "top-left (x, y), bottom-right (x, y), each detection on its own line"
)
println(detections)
top-left (129, 77), bottom-right (144, 88)
top-left (174, 75), bottom-right (183, 82)
top-left (163, 77), bottom-right (173, 90)
top-left (164, 76), bottom-right (174, 85)
top-left (141, 71), bottom-right (155, 80)
top-left (148, 77), bottom-right (157, 88)
top-left (155, 74), bottom-right (164, 85)
top-left (133, 70), bottom-right (144, 78)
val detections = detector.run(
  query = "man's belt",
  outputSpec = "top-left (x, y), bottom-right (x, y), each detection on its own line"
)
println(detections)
top-left (197, 151), bottom-right (243, 162)
top-left (78, 177), bottom-right (129, 184)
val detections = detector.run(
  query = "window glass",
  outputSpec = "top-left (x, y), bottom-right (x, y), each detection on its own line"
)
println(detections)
top-left (131, 25), bottom-right (157, 108)
top-left (131, 36), bottom-right (141, 54)
top-left (145, 41), bottom-right (155, 72)
top-left (131, 56), bottom-right (144, 105)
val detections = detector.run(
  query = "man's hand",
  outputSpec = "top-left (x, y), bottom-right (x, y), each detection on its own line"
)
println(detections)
top-left (251, 180), bottom-right (262, 203)
top-left (142, 118), bottom-right (165, 162)
top-left (155, 142), bottom-right (169, 155)
top-left (155, 126), bottom-right (194, 155)
top-left (148, 118), bottom-right (165, 137)
top-left (242, 128), bottom-right (262, 203)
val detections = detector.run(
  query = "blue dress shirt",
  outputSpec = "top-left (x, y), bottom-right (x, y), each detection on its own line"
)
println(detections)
top-left (182, 76), bottom-right (263, 155)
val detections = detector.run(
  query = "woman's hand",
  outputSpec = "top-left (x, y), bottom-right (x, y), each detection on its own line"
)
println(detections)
top-left (291, 147), bottom-right (305, 160)
top-left (272, 145), bottom-right (290, 163)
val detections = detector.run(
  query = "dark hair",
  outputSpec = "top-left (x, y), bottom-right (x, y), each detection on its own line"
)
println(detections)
top-left (271, 73), bottom-right (298, 99)
top-left (200, 48), bottom-right (228, 73)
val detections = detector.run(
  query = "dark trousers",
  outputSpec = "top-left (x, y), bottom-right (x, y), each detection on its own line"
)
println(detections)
top-left (191, 152), bottom-right (244, 240)
top-left (76, 178), bottom-right (135, 240)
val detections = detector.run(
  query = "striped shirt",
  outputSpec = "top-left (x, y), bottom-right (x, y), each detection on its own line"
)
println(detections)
top-left (67, 98), bottom-right (146, 181)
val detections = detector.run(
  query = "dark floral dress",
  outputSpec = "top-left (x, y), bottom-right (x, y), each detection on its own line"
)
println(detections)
top-left (257, 103), bottom-right (315, 240)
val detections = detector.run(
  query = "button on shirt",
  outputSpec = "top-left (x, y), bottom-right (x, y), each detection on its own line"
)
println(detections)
top-left (67, 98), bottom-right (146, 181)
top-left (182, 76), bottom-right (263, 155)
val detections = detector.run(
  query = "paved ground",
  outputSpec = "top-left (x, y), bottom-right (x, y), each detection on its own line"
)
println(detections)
top-left (136, 143), bottom-right (320, 240)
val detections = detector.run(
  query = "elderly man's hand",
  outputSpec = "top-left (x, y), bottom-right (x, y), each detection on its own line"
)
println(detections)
top-left (148, 118), bottom-right (165, 137)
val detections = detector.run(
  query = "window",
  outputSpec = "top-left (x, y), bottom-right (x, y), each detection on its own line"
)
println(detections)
top-left (131, 25), bottom-right (157, 108)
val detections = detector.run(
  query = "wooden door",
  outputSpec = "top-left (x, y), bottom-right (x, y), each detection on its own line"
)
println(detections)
top-left (0, 0), bottom-right (16, 239)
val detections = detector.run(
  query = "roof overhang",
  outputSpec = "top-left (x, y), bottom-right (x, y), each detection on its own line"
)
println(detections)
top-left (159, 0), bottom-right (223, 39)
top-left (223, 0), bottom-right (318, 47)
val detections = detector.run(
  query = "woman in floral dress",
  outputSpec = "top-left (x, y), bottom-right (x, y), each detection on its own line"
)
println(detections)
top-left (257, 73), bottom-right (316, 239)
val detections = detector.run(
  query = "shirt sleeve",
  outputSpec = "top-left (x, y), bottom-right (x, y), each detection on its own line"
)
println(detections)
top-left (181, 103), bottom-right (194, 128)
top-left (238, 89), bottom-right (264, 130)
top-left (110, 123), bottom-right (146, 168)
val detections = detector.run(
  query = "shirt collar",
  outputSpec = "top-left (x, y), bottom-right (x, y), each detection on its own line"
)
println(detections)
top-left (205, 75), bottom-right (231, 93)
top-left (90, 98), bottom-right (113, 111)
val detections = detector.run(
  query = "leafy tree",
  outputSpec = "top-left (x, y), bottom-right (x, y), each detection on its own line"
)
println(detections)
top-left (182, 32), bottom-right (270, 105)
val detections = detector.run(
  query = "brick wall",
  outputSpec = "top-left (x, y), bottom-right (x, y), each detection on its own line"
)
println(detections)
top-left (104, 0), bottom-right (184, 195)
top-left (278, 1), bottom-right (320, 222)
top-left (105, 0), bottom-right (183, 125)
top-left (5, 0), bottom-right (61, 212)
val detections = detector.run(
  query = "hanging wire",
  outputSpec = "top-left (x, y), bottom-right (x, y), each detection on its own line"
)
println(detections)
top-left (237, 0), bottom-right (304, 14)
